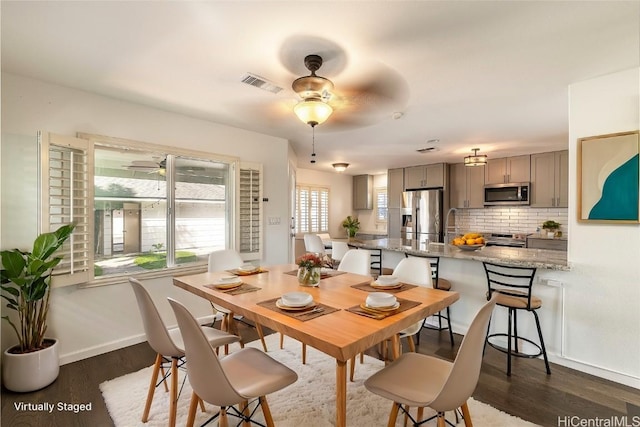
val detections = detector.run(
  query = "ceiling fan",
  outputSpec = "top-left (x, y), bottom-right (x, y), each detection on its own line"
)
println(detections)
top-left (125, 158), bottom-right (205, 175)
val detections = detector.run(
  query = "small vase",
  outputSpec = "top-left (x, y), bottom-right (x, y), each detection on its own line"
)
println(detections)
top-left (297, 266), bottom-right (321, 287)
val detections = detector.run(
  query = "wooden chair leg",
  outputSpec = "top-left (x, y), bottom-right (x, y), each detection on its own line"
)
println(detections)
top-left (142, 353), bottom-right (162, 422)
top-left (219, 407), bottom-right (229, 427)
top-left (437, 412), bottom-right (446, 427)
top-left (417, 407), bottom-right (424, 422)
top-left (240, 400), bottom-right (251, 427)
top-left (407, 335), bottom-right (416, 352)
top-left (255, 323), bottom-right (268, 352)
top-left (160, 364), bottom-right (169, 392)
top-left (185, 391), bottom-right (199, 427)
top-left (279, 333), bottom-right (284, 349)
top-left (461, 401), bottom-right (473, 427)
top-left (302, 343), bottom-right (307, 364)
top-left (403, 405), bottom-right (410, 427)
top-left (168, 357), bottom-right (178, 427)
top-left (260, 396), bottom-right (275, 427)
top-left (198, 397), bottom-right (205, 412)
top-left (360, 352), bottom-right (364, 364)
top-left (387, 402), bottom-right (400, 427)
top-left (349, 356), bottom-right (356, 382)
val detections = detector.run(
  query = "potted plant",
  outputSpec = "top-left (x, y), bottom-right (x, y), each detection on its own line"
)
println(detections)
top-left (341, 215), bottom-right (360, 240)
top-left (1, 223), bottom-right (75, 392)
top-left (542, 220), bottom-right (561, 238)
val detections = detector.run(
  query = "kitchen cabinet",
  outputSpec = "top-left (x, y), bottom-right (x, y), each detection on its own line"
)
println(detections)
top-left (530, 150), bottom-right (568, 208)
top-left (387, 168), bottom-right (404, 209)
top-left (353, 174), bottom-right (373, 210)
top-left (449, 163), bottom-right (485, 208)
top-left (526, 237), bottom-right (567, 251)
top-left (404, 163), bottom-right (445, 189)
top-left (484, 155), bottom-right (530, 184)
top-left (387, 208), bottom-right (402, 238)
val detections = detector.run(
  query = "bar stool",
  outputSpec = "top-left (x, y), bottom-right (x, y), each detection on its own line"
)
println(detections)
top-left (406, 254), bottom-right (455, 346)
top-left (483, 262), bottom-right (551, 376)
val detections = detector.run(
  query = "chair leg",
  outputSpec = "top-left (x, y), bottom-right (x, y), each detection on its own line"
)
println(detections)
top-left (302, 343), bottom-right (307, 364)
top-left (407, 335), bottom-right (416, 352)
top-left (186, 391), bottom-right (199, 427)
top-left (513, 310), bottom-right (520, 354)
top-left (403, 405), bottom-right (410, 427)
top-left (168, 357), bottom-right (179, 427)
top-left (160, 364), bottom-right (169, 392)
top-left (461, 401), bottom-right (474, 427)
top-left (198, 397), bottom-right (205, 412)
top-left (446, 306), bottom-right (455, 346)
top-left (220, 407), bottom-right (229, 427)
top-left (240, 400), bottom-right (251, 427)
top-left (387, 402), bottom-right (400, 427)
top-left (142, 353), bottom-right (162, 422)
top-left (260, 396), bottom-right (275, 427)
top-left (417, 407), bottom-right (424, 423)
top-left (279, 333), bottom-right (284, 349)
top-left (255, 323), bottom-right (268, 352)
top-left (349, 356), bottom-right (356, 382)
top-left (507, 308), bottom-right (513, 376)
top-left (532, 310), bottom-right (552, 374)
top-left (437, 412), bottom-right (447, 427)
top-left (360, 352), bottom-right (364, 364)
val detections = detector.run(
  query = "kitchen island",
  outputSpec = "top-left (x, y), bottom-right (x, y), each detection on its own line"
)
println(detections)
top-left (347, 238), bottom-right (570, 271)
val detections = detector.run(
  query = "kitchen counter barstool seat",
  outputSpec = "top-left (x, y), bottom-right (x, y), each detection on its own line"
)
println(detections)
top-left (483, 261), bottom-right (551, 376)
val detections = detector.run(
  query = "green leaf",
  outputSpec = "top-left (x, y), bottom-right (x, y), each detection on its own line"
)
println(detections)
top-left (1, 251), bottom-right (27, 278)
top-left (1, 294), bottom-right (18, 307)
top-left (32, 233), bottom-right (58, 259)
top-left (0, 285), bottom-right (19, 296)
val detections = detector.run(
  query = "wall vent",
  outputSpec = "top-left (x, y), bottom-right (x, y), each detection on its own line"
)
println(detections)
top-left (241, 73), bottom-right (283, 94)
top-left (416, 147), bottom-right (438, 154)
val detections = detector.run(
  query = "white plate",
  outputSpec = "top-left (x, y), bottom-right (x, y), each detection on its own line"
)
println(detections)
top-left (214, 277), bottom-right (241, 285)
top-left (239, 264), bottom-right (258, 272)
top-left (363, 301), bottom-right (400, 312)
top-left (276, 299), bottom-right (316, 311)
top-left (366, 292), bottom-right (396, 307)
top-left (376, 275), bottom-right (398, 285)
top-left (281, 291), bottom-right (313, 307)
top-left (320, 267), bottom-right (333, 274)
top-left (371, 281), bottom-right (402, 289)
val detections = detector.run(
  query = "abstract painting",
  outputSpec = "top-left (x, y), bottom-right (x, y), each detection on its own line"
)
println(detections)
top-left (578, 131), bottom-right (639, 223)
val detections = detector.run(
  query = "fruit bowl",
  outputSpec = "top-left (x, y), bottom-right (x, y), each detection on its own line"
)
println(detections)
top-left (456, 244), bottom-right (484, 251)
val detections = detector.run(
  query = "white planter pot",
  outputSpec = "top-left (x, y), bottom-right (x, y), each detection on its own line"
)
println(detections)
top-left (2, 338), bottom-right (59, 392)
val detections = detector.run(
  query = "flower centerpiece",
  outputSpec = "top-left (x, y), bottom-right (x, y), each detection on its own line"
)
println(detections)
top-left (296, 253), bottom-right (322, 286)
top-left (341, 215), bottom-right (360, 240)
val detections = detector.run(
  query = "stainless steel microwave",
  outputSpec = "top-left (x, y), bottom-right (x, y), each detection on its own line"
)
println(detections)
top-left (484, 182), bottom-right (530, 206)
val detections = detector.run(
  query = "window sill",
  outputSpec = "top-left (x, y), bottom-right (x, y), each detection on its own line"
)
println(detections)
top-left (78, 262), bottom-right (208, 289)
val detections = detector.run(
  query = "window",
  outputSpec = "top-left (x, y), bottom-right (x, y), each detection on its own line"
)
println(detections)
top-left (295, 185), bottom-right (329, 234)
top-left (41, 132), bottom-right (246, 284)
top-left (375, 188), bottom-right (388, 224)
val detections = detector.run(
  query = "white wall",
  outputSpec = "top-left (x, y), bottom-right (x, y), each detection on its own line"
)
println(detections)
top-left (1, 73), bottom-right (293, 362)
top-left (355, 173), bottom-right (388, 234)
top-left (561, 68), bottom-right (640, 387)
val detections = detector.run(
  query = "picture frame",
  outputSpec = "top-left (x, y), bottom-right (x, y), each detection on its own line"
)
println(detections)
top-left (577, 130), bottom-right (639, 223)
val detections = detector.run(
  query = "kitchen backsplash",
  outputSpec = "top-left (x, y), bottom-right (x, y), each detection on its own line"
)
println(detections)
top-left (455, 207), bottom-right (568, 234)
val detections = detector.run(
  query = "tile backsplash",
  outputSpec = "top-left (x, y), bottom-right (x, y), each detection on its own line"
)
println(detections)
top-left (455, 207), bottom-right (568, 234)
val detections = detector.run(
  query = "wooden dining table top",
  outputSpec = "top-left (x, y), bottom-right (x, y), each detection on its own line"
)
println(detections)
top-left (173, 264), bottom-right (459, 362)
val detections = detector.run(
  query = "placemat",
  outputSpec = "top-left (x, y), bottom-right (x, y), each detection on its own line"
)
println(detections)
top-left (284, 269), bottom-right (347, 279)
top-left (257, 297), bottom-right (340, 321)
top-left (346, 298), bottom-right (421, 320)
top-left (351, 282), bottom-right (418, 293)
top-left (226, 267), bottom-right (268, 276)
top-left (204, 283), bottom-right (261, 295)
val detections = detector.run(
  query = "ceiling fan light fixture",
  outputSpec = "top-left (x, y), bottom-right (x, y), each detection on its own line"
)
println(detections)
top-left (332, 162), bottom-right (349, 172)
top-left (464, 148), bottom-right (488, 167)
top-left (294, 98), bottom-right (333, 127)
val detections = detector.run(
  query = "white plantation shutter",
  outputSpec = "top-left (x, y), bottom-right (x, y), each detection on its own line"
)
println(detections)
top-left (239, 165), bottom-right (262, 257)
top-left (296, 185), bottom-right (329, 234)
top-left (39, 132), bottom-right (94, 287)
top-left (376, 188), bottom-right (388, 222)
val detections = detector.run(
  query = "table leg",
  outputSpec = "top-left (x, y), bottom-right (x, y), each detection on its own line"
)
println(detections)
top-left (336, 359), bottom-right (347, 427)
top-left (391, 334), bottom-right (401, 360)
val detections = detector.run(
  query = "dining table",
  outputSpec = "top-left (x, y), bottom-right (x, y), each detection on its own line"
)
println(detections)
top-left (173, 263), bottom-right (459, 427)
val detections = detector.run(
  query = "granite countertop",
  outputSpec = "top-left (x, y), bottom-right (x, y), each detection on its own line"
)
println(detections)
top-left (347, 238), bottom-right (570, 271)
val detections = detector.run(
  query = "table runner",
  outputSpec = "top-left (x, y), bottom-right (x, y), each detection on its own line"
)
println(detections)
top-left (257, 297), bottom-right (340, 321)
top-left (346, 298), bottom-right (421, 320)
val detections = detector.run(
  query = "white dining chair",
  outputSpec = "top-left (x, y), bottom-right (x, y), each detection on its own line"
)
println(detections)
top-left (330, 241), bottom-right (350, 266)
top-left (337, 249), bottom-right (371, 276)
top-left (208, 249), bottom-right (268, 353)
top-left (303, 233), bottom-right (326, 256)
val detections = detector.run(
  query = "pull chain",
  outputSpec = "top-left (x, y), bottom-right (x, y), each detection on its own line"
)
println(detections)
top-left (310, 125), bottom-right (317, 164)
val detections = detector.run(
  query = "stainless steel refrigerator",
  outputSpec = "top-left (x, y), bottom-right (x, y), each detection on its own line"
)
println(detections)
top-left (402, 189), bottom-right (443, 243)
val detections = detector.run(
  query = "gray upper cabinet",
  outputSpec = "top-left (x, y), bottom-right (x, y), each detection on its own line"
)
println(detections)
top-left (387, 168), bottom-right (404, 209)
top-left (353, 174), bottom-right (373, 210)
top-left (449, 163), bottom-right (485, 208)
top-left (530, 150), bottom-right (568, 208)
top-left (485, 155), bottom-right (531, 184)
top-left (404, 163), bottom-right (445, 189)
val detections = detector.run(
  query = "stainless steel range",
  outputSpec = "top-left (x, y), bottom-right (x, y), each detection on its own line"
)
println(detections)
top-left (485, 233), bottom-right (528, 248)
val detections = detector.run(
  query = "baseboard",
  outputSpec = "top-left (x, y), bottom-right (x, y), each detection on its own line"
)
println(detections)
top-left (59, 314), bottom-right (217, 365)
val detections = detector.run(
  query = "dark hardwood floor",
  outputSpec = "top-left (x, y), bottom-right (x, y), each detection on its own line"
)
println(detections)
top-left (2, 321), bottom-right (639, 427)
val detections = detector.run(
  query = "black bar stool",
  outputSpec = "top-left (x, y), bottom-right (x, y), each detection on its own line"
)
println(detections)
top-left (483, 262), bottom-right (551, 376)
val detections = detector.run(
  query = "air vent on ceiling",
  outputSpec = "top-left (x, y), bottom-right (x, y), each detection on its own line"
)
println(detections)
top-left (416, 147), bottom-right (437, 154)
top-left (241, 73), bottom-right (283, 94)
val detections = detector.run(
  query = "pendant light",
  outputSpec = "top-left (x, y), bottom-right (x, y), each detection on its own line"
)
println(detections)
top-left (464, 148), bottom-right (488, 166)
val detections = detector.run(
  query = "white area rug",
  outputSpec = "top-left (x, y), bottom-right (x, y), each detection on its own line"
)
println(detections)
top-left (100, 333), bottom-right (539, 426)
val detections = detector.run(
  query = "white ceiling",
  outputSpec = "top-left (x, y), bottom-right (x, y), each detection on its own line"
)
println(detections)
top-left (2, 1), bottom-right (639, 175)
